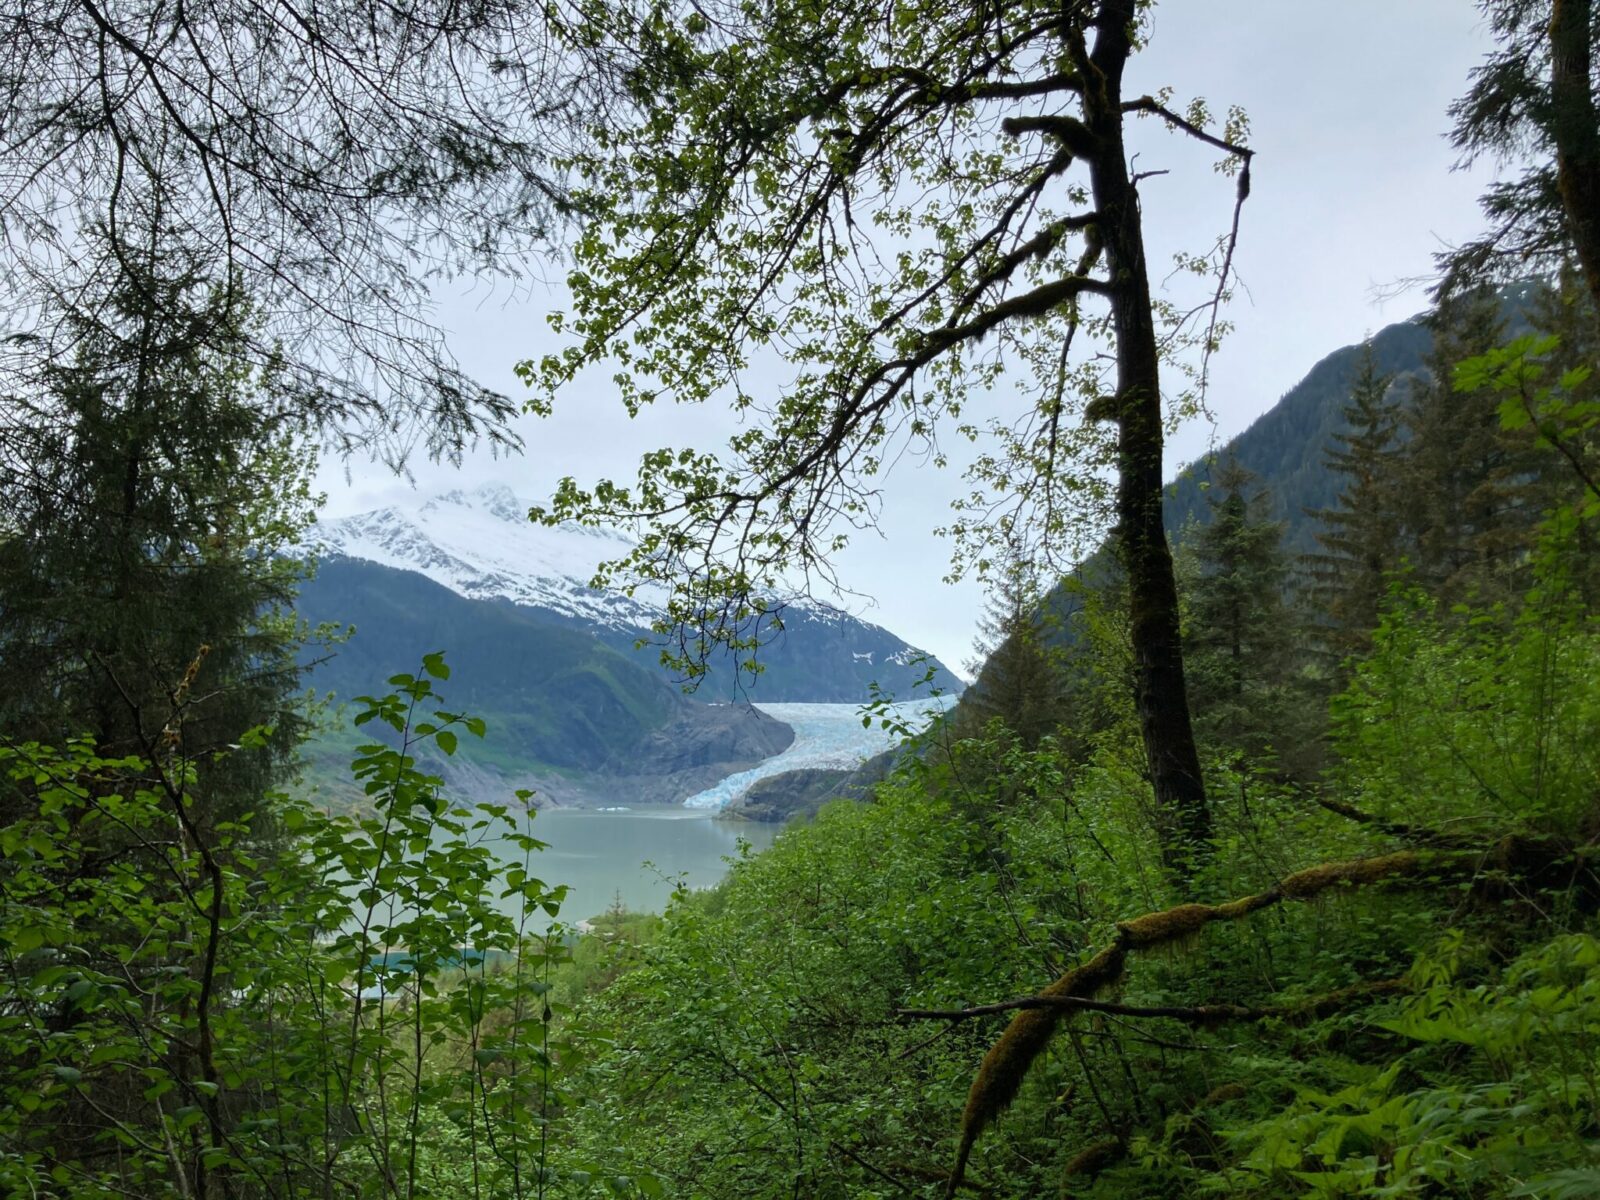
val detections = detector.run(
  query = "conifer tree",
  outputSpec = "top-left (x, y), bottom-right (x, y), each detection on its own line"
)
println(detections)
top-left (1405, 290), bottom-right (1541, 605)
top-left (1306, 343), bottom-right (1407, 660)
top-left (1183, 459), bottom-right (1307, 772)
top-left (0, 264), bottom-right (319, 830)
top-left (1446, 0), bottom-right (1600, 316)
top-left (961, 553), bottom-right (1066, 753)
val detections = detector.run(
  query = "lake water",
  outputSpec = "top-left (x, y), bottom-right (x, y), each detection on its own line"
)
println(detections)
top-left (434, 701), bottom-right (952, 929)
top-left (508, 806), bottom-right (780, 926)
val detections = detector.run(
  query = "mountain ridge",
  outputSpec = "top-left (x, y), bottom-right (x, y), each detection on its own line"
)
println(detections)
top-left (308, 483), bottom-right (962, 703)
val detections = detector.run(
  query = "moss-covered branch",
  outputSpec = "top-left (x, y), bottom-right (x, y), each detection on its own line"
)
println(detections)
top-left (944, 840), bottom-right (1597, 1197)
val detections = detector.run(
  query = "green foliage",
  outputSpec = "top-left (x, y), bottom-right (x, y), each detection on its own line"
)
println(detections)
top-left (522, 0), bottom-right (1248, 694)
top-left (0, 658), bottom-right (645, 1199)
top-left (1442, 0), bottom-right (1600, 311)
top-left (0, 271), bottom-right (324, 829)
top-left (1403, 289), bottom-right (1545, 607)
top-left (556, 749), bottom-right (1088, 1199)
top-left (1180, 459), bottom-right (1316, 775)
top-left (1305, 342), bottom-right (1408, 662)
top-left (1455, 332), bottom-right (1600, 520)
top-left (1218, 933), bottom-right (1600, 1198)
top-left (536, 503), bottom-right (1600, 1200)
top-left (1330, 558), bottom-right (1600, 835)
top-left (1163, 317), bottom-right (1435, 558)
top-left (959, 551), bottom-right (1070, 752)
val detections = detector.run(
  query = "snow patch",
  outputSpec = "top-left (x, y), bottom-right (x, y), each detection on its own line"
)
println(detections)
top-left (310, 483), bottom-right (665, 631)
top-left (308, 483), bottom-right (955, 691)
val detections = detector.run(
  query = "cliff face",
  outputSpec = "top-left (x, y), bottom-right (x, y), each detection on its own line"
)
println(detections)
top-left (1162, 284), bottom-right (1539, 553)
top-left (632, 706), bottom-right (795, 774)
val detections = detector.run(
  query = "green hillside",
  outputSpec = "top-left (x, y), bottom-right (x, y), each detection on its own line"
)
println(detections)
top-left (296, 558), bottom-right (792, 805)
top-left (1163, 283), bottom-right (1541, 551)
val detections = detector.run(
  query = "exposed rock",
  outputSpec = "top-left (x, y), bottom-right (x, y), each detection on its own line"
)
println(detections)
top-left (719, 767), bottom-right (855, 823)
top-left (834, 748), bottom-right (898, 798)
top-left (625, 704), bottom-right (794, 774)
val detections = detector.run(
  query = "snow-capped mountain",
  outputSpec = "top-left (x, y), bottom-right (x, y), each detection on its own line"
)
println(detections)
top-left (307, 483), bottom-right (961, 703)
top-left (310, 484), bottom-right (664, 632)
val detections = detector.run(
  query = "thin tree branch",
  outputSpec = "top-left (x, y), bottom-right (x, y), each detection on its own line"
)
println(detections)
top-left (899, 978), bottom-right (1407, 1026)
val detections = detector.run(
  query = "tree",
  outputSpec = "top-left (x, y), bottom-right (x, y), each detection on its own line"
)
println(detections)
top-left (1182, 459), bottom-right (1303, 770)
top-left (1305, 343), bottom-right (1407, 660)
top-left (1404, 290), bottom-right (1543, 605)
top-left (961, 551), bottom-right (1067, 752)
top-left (1446, 0), bottom-right (1600, 315)
top-left (0, 262), bottom-right (319, 828)
top-left (0, 0), bottom-right (584, 467)
top-left (0, 666), bottom-right (582, 1199)
top-left (530, 0), bottom-right (1254, 874)
top-left (1527, 270), bottom-right (1600, 595)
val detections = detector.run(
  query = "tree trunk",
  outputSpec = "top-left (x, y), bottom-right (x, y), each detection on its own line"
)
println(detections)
top-left (1084, 0), bottom-right (1211, 877)
top-left (1550, 0), bottom-right (1600, 313)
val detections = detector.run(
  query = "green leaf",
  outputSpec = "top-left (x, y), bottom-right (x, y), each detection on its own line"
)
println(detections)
top-left (422, 652), bottom-right (451, 680)
top-left (436, 730), bottom-right (458, 756)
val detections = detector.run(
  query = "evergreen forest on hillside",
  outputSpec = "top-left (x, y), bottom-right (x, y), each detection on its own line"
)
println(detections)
top-left (3, 1), bottom-right (1600, 1197)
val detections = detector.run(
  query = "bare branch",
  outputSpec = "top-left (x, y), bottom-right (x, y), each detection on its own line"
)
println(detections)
top-left (1121, 95), bottom-right (1256, 163)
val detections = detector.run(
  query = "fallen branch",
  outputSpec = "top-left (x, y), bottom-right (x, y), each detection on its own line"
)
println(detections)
top-left (1312, 794), bottom-right (1478, 847)
top-left (943, 839), bottom-right (1595, 1198)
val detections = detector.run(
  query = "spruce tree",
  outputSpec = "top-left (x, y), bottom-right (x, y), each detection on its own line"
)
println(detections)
top-left (1184, 459), bottom-right (1310, 774)
top-left (0, 266), bottom-right (319, 830)
top-left (1405, 290), bottom-right (1542, 606)
top-left (961, 553), bottom-right (1066, 753)
top-left (1306, 342), bottom-right (1407, 660)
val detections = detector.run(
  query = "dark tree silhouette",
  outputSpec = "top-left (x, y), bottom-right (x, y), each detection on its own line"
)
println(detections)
top-left (0, 0), bottom-right (585, 466)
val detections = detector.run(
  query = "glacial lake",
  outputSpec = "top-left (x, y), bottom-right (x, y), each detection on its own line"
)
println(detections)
top-left (503, 806), bottom-right (781, 926)
top-left (450, 699), bottom-right (953, 929)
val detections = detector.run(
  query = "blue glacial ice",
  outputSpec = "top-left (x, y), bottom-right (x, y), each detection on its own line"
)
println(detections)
top-left (682, 699), bottom-right (952, 810)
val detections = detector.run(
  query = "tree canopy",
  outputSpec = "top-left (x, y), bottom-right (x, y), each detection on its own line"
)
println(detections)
top-left (1446, 0), bottom-right (1600, 310)
top-left (528, 0), bottom-right (1252, 871)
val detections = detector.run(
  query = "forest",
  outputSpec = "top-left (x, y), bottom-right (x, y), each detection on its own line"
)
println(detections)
top-left (2, 0), bottom-right (1599, 1197)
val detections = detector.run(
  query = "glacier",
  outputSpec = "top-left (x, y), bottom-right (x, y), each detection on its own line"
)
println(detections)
top-left (681, 698), bottom-right (952, 809)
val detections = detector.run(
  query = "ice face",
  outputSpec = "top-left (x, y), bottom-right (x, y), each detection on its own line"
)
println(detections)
top-left (680, 699), bottom-right (952, 809)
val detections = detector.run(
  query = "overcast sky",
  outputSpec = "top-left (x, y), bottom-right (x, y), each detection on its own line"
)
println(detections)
top-left (318, 1), bottom-right (1501, 676)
